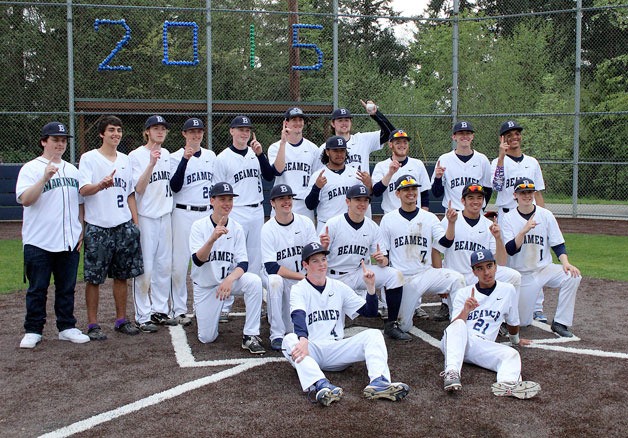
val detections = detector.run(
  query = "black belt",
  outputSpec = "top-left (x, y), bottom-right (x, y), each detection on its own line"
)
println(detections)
top-left (330, 270), bottom-right (348, 275)
top-left (176, 204), bottom-right (208, 212)
top-left (244, 203), bottom-right (260, 208)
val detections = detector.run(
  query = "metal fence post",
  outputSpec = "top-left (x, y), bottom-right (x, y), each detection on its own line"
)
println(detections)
top-left (206, 0), bottom-right (213, 149)
top-left (67, 0), bottom-right (76, 163)
top-left (450, 0), bottom-right (460, 150)
top-left (332, 0), bottom-right (339, 109)
top-left (572, 0), bottom-right (582, 217)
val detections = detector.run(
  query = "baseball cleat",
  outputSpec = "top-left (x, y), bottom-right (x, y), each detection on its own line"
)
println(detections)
top-left (533, 311), bottom-right (548, 324)
top-left (151, 313), bottom-right (178, 326)
top-left (432, 303), bottom-right (450, 321)
top-left (175, 314), bottom-right (193, 327)
top-left (59, 328), bottom-right (91, 343)
top-left (20, 333), bottom-right (42, 349)
top-left (363, 376), bottom-right (410, 401)
top-left (270, 338), bottom-right (283, 351)
top-left (312, 379), bottom-right (343, 406)
top-left (498, 323), bottom-right (509, 338)
top-left (384, 321), bottom-right (412, 341)
top-left (441, 370), bottom-right (462, 392)
top-left (137, 321), bottom-right (159, 333)
top-left (242, 335), bottom-right (266, 354)
top-left (550, 321), bottom-right (573, 338)
top-left (414, 307), bottom-right (429, 320)
top-left (491, 381), bottom-right (541, 399)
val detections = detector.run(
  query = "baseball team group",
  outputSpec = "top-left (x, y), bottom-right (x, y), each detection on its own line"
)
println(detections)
top-left (16, 100), bottom-right (582, 405)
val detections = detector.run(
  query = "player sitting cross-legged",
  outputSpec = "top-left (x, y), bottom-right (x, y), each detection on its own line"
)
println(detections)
top-left (440, 249), bottom-right (541, 399)
top-left (283, 243), bottom-right (410, 406)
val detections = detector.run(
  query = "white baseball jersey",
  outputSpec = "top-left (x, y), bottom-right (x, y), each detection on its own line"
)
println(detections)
top-left (268, 138), bottom-right (320, 199)
top-left (501, 206), bottom-right (564, 273)
top-left (129, 146), bottom-right (173, 218)
top-left (372, 157), bottom-right (431, 213)
top-left (214, 147), bottom-right (264, 207)
top-left (170, 147), bottom-right (216, 206)
top-left (451, 282), bottom-right (520, 342)
top-left (79, 149), bottom-right (133, 228)
top-left (491, 154), bottom-right (545, 210)
top-left (290, 277), bottom-right (365, 342)
top-left (261, 213), bottom-right (318, 274)
top-left (307, 166), bottom-right (361, 227)
top-left (380, 208), bottom-right (445, 276)
top-left (432, 150), bottom-right (492, 211)
top-left (435, 215), bottom-right (497, 278)
top-left (314, 130), bottom-right (383, 173)
top-left (16, 158), bottom-right (83, 252)
top-left (325, 213), bottom-right (387, 273)
top-left (189, 216), bottom-right (248, 288)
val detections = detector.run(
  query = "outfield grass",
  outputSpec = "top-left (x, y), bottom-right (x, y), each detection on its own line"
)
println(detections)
top-left (543, 194), bottom-right (628, 205)
top-left (0, 233), bottom-right (625, 294)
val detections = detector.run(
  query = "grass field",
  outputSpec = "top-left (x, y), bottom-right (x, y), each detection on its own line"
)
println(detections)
top-left (1, 233), bottom-right (626, 294)
top-left (542, 194), bottom-right (628, 205)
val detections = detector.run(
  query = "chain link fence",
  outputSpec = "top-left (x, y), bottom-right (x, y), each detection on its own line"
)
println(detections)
top-left (1, 0), bottom-right (626, 219)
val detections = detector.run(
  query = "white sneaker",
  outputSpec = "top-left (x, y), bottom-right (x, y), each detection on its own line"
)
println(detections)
top-left (59, 328), bottom-right (90, 344)
top-left (20, 333), bottom-right (42, 349)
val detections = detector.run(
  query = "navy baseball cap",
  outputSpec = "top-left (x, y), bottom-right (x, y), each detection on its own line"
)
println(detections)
top-left (284, 107), bottom-right (306, 120)
top-left (499, 120), bottom-right (523, 136)
top-left (210, 182), bottom-right (239, 197)
top-left (389, 129), bottom-right (411, 142)
top-left (513, 177), bottom-right (536, 193)
top-left (470, 249), bottom-right (495, 267)
top-left (395, 174), bottom-right (420, 190)
top-left (144, 115), bottom-right (169, 130)
top-left (301, 242), bottom-right (330, 263)
top-left (453, 121), bottom-right (475, 134)
top-left (41, 122), bottom-right (72, 138)
top-left (270, 184), bottom-right (296, 200)
top-left (230, 115), bottom-right (253, 128)
top-left (325, 135), bottom-right (347, 149)
top-left (462, 183), bottom-right (485, 198)
top-left (182, 117), bottom-right (204, 131)
top-left (331, 108), bottom-right (353, 120)
top-left (346, 184), bottom-right (371, 200)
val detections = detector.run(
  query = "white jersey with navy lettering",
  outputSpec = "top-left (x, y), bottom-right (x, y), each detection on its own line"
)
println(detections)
top-left (79, 149), bottom-right (133, 228)
top-left (214, 147), bottom-right (264, 207)
top-left (268, 139), bottom-right (320, 199)
top-left (372, 157), bottom-right (431, 213)
top-left (261, 213), bottom-right (318, 274)
top-left (501, 206), bottom-right (564, 273)
top-left (129, 146), bottom-right (173, 218)
top-left (189, 216), bottom-right (248, 288)
top-left (16, 158), bottom-right (83, 252)
top-left (435, 215), bottom-right (497, 278)
top-left (451, 282), bottom-right (520, 342)
top-left (380, 208), bottom-right (445, 276)
top-left (170, 147), bottom-right (216, 206)
top-left (307, 166), bottom-right (361, 228)
top-left (491, 154), bottom-right (545, 210)
top-left (290, 277), bottom-right (365, 343)
top-left (314, 130), bottom-right (383, 173)
top-left (432, 150), bottom-right (492, 211)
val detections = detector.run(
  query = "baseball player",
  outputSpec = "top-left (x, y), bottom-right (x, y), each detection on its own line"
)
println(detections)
top-left (434, 183), bottom-right (521, 315)
top-left (379, 175), bottom-right (465, 333)
top-left (372, 129), bottom-right (432, 213)
top-left (79, 115), bottom-right (143, 340)
top-left (501, 178), bottom-right (581, 337)
top-left (319, 183), bottom-right (409, 341)
top-left (267, 107), bottom-right (320, 222)
top-left (189, 182), bottom-right (265, 353)
top-left (305, 136), bottom-right (362, 233)
top-left (440, 248), bottom-right (541, 399)
top-left (283, 242), bottom-right (410, 406)
top-left (261, 184), bottom-right (319, 351)
top-left (170, 117), bottom-right (215, 325)
top-left (431, 121), bottom-right (492, 211)
top-left (128, 115), bottom-right (173, 333)
top-left (16, 121), bottom-right (90, 348)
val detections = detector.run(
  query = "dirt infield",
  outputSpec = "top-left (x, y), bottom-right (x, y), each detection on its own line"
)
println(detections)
top-left (1, 277), bottom-right (627, 437)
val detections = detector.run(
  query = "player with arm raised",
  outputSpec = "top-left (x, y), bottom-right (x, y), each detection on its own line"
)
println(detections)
top-left (169, 117), bottom-right (216, 326)
top-left (440, 249), bottom-right (540, 399)
top-left (283, 243), bottom-right (410, 406)
top-left (261, 184), bottom-right (318, 351)
top-left (501, 178), bottom-right (581, 337)
top-left (379, 175), bottom-right (465, 334)
top-left (319, 183), bottom-right (408, 341)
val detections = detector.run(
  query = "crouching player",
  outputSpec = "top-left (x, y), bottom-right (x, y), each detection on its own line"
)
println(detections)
top-left (440, 249), bottom-right (540, 399)
top-left (283, 243), bottom-right (410, 406)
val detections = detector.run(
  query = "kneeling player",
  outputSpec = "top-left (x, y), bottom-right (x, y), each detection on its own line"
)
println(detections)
top-left (440, 249), bottom-right (540, 399)
top-left (283, 243), bottom-right (410, 406)
top-left (189, 182), bottom-right (265, 354)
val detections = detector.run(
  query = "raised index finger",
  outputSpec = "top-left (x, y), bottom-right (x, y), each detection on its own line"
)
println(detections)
top-left (110, 169), bottom-right (116, 177)
top-left (448, 200), bottom-right (452, 209)
top-left (361, 259), bottom-right (367, 273)
top-left (219, 215), bottom-right (227, 226)
top-left (471, 287), bottom-right (475, 298)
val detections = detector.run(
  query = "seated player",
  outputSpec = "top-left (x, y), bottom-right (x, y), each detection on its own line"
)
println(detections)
top-left (282, 243), bottom-right (410, 406)
top-left (440, 249), bottom-right (541, 399)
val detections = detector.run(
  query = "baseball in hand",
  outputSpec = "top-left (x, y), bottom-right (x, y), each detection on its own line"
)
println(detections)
top-left (366, 103), bottom-right (377, 112)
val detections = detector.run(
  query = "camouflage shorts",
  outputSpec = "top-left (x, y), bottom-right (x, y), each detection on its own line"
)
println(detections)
top-left (83, 220), bottom-right (144, 284)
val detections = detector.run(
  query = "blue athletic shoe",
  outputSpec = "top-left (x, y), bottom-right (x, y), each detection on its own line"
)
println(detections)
top-left (533, 311), bottom-right (548, 324)
top-left (363, 376), bottom-right (410, 401)
top-left (308, 379), bottom-right (343, 406)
